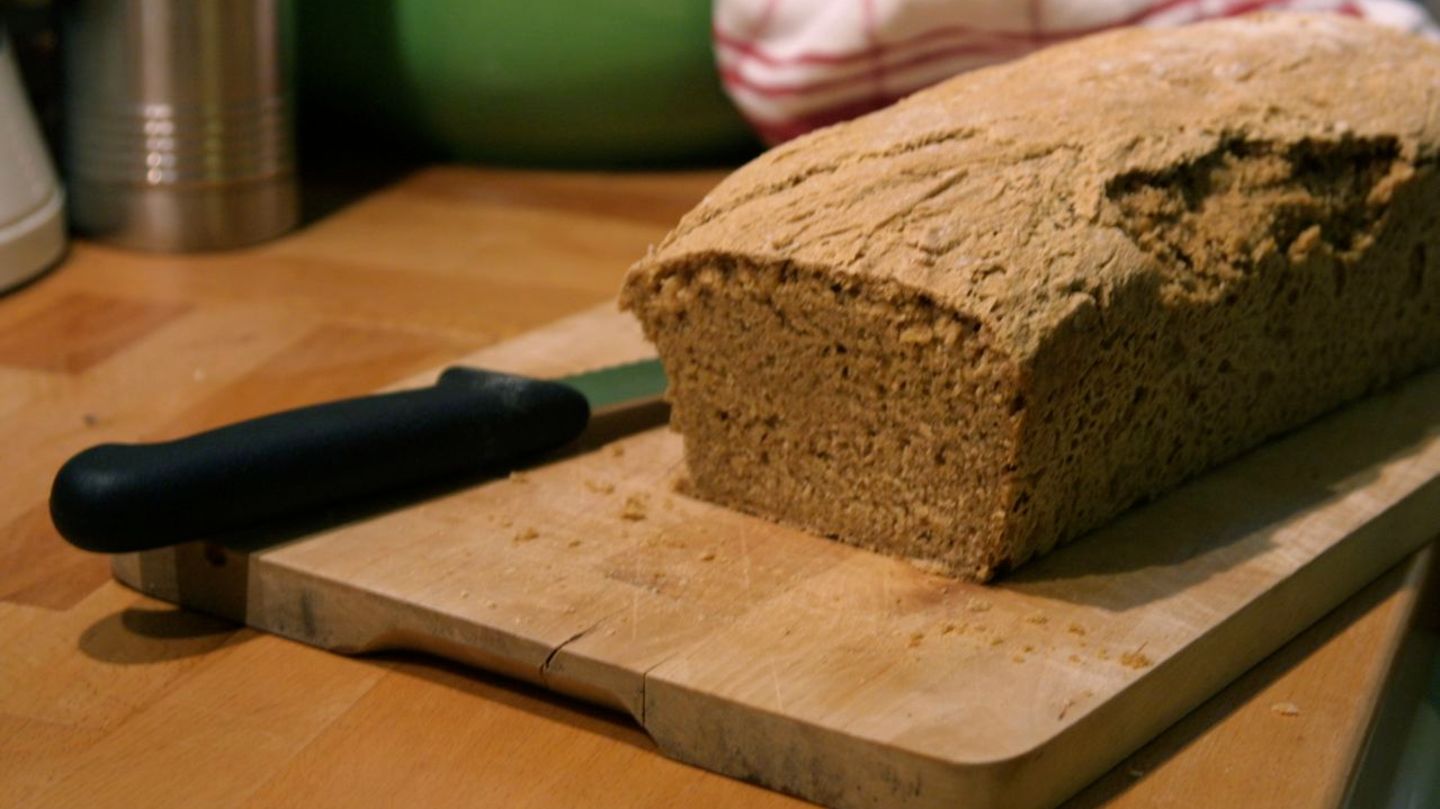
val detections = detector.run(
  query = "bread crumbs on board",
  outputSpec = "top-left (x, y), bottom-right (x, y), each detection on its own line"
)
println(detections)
top-left (512, 527), bottom-right (540, 543)
top-left (620, 494), bottom-right (649, 521)
top-left (907, 557), bottom-right (951, 576)
top-left (1121, 651), bottom-right (1153, 669)
top-left (1120, 643), bottom-right (1153, 669)
top-left (1271, 701), bottom-right (1301, 717)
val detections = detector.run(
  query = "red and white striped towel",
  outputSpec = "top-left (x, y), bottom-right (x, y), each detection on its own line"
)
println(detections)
top-left (716, 0), bottom-right (1438, 143)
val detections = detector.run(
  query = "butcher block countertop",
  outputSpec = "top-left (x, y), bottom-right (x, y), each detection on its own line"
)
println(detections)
top-left (0, 166), bottom-right (1435, 809)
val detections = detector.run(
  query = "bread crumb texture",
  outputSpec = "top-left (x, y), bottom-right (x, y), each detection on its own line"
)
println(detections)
top-left (620, 494), bottom-right (649, 521)
top-left (1119, 647), bottom-right (1153, 670)
top-left (622, 15), bottom-right (1440, 581)
top-left (584, 479), bottom-right (615, 494)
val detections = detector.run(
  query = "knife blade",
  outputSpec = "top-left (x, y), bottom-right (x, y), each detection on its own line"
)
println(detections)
top-left (50, 360), bottom-right (668, 554)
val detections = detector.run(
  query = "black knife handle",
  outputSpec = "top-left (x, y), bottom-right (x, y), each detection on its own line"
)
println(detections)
top-left (50, 367), bottom-right (590, 553)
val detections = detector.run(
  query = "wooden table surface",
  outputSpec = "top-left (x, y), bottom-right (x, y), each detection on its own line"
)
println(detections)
top-left (0, 166), bottom-right (1434, 809)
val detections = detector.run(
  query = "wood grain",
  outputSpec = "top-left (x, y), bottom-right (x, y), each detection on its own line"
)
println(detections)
top-left (0, 293), bottom-right (189, 374)
top-left (0, 166), bottom-right (1433, 809)
top-left (111, 303), bottom-right (1440, 809)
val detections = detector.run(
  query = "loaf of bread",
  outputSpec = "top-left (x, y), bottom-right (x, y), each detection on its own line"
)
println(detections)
top-left (621, 15), bottom-right (1440, 581)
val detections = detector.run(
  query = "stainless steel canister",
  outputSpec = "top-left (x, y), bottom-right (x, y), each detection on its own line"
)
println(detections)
top-left (63, 0), bottom-right (296, 251)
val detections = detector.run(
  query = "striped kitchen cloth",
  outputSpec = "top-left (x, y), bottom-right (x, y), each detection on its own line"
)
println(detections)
top-left (717, 0), bottom-right (1439, 143)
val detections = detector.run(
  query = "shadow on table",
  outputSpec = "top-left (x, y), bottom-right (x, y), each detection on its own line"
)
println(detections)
top-left (78, 604), bottom-right (241, 665)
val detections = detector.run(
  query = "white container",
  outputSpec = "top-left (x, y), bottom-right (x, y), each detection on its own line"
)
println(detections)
top-left (0, 28), bottom-right (65, 292)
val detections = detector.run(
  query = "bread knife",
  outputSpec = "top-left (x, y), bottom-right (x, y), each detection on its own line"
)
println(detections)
top-left (50, 361), bottom-right (667, 554)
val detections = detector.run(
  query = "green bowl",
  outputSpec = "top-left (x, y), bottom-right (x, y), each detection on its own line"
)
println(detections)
top-left (298, 1), bottom-right (759, 167)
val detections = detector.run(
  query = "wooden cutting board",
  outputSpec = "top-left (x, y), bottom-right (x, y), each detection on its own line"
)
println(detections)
top-left (112, 304), bottom-right (1440, 809)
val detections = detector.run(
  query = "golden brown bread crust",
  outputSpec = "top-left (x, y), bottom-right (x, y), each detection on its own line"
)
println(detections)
top-left (622, 14), bottom-right (1440, 580)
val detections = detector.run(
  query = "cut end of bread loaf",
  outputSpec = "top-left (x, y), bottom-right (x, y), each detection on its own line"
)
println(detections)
top-left (622, 14), bottom-right (1440, 582)
top-left (621, 259), bottom-right (1026, 580)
